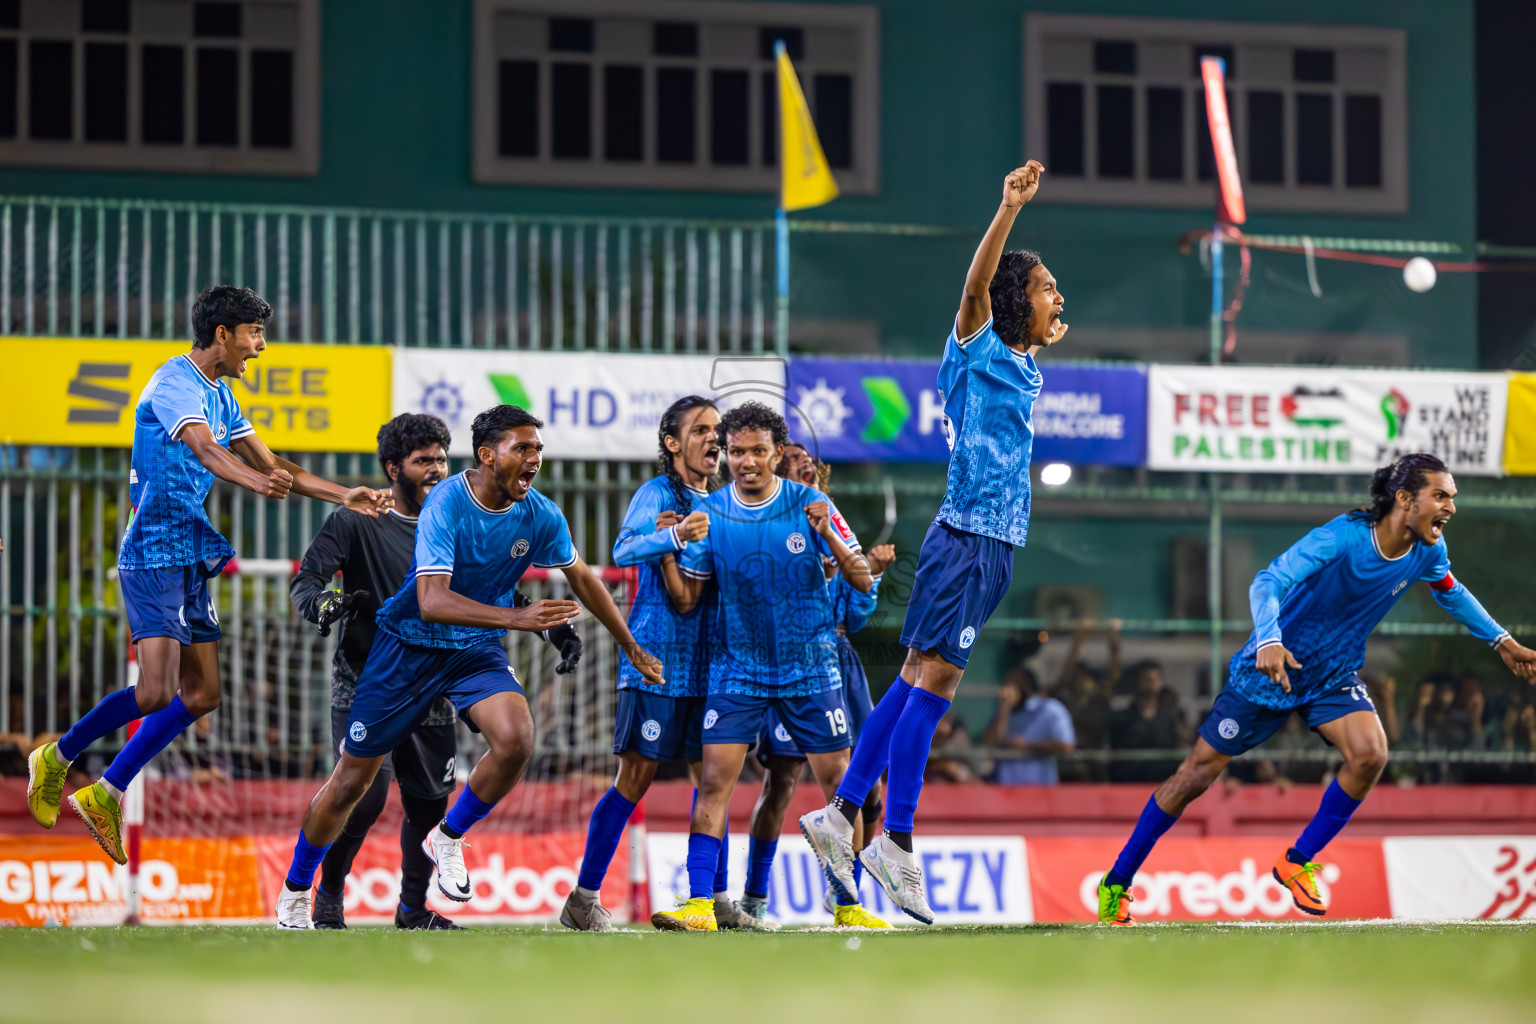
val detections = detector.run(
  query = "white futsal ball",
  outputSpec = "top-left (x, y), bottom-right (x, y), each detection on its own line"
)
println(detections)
top-left (1403, 257), bottom-right (1437, 293)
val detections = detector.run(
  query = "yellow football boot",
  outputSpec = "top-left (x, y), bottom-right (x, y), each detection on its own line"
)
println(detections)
top-left (69, 782), bottom-right (126, 865)
top-left (833, 902), bottom-right (892, 929)
top-left (650, 896), bottom-right (718, 932)
top-left (26, 742), bottom-right (70, 829)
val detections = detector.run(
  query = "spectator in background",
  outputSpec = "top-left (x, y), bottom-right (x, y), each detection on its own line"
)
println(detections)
top-left (1408, 672), bottom-right (1485, 783)
top-left (1050, 622), bottom-right (1116, 780)
top-left (925, 711), bottom-right (983, 784)
top-left (1108, 660), bottom-right (1190, 782)
top-left (1367, 673), bottom-right (1400, 744)
top-left (985, 668), bottom-right (1075, 785)
top-left (1496, 689), bottom-right (1536, 784)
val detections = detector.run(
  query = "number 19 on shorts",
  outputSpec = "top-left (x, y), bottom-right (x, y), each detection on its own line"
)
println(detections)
top-left (824, 708), bottom-right (848, 735)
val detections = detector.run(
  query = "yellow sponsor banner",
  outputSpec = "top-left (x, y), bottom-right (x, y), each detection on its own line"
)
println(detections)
top-left (1506, 374), bottom-right (1536, 476)
top-left (0, 337), bottom-right (390, 452)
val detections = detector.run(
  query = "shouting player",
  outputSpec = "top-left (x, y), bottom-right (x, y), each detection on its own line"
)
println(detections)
top-left (652, 401), bottom-right (872, 931)
top-left (802, 161), bottom-right (1067, 924)
top-left (1096, 454), bottom-right (1536, 924)
top-left (274, 405), bottom-right (663, 928)
top-left (563, 395), bottom-right (764, 932)
top-left (746, 453), bottom-right (895, 928)
top-left (27, 286), bottom-right (390, 862)
top-left (290, 413), bottom-right (581, 930)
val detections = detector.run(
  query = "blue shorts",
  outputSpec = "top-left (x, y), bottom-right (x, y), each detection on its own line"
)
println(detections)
top-left (756, 636), bottom-right (872, 763)
top-left (613, 689), bottom-right (706, 762)
top-left (707, 689), bottom-right (852, 754)
top-left (119, 565), bottom-right (220, 645)
top-left (1198, 676), bottom-right (1378, 756)
top-left (345, 630), bottom-right (523, 758)
top-left (899, 521), bottom-right (1014, 669)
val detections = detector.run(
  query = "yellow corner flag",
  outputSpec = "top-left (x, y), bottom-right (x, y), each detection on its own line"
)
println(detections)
top-left (777, 47), bottom-right (839, 212)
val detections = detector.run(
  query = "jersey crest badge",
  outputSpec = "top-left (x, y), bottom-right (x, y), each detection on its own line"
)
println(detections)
top-left (786, 532), bottom-right (806, 554)
top-left (511, 539), bottom-right (529, 557)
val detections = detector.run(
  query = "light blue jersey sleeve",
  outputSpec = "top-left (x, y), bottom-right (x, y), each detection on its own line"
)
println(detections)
top-left (677, 528), bottom-right (713, 579)
top-left (613, 481), bottom-right (684, 566)
top-left (149, 371), bottom-right (209, 440)
top-left (1249, 521), bottom-right (1344, 649)
top-left (531, 501), bottom-right (577, 569)
top-left (810, 492), bottom-right (862, 557)
top-left (1419, 541), bottom-right (1510, 646)
top-left (226, 394), bottom-right (254, 442)
top-left (950, 315), bottom-right (997, 358)
top-left (414, 488), bottom-right (459, 578)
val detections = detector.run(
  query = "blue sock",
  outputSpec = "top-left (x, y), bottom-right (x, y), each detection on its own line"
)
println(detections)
top-left (286, 829), bottom-right (332, 890)
top-left (1293, 779), bottom-right (1364, 862)
top-left (853, 855), bottom-right (865, 893)
top-left (835, 679), bottom-right (911, 805)
top-left (577, 787), bottom-right (636, 891)
top-left (57, 688), bottom-right (142, 762)
top-left (1107, 796), bottom-right (1181, 888)
top-left (442, 785), bottom-right (493, 838)
top-left (882, 687), bottom-right (950, 834)
top-left (687, 832), bottom-right (722, 900)
top-left (101, 695), bottom-right (196, 792)
top-left (744, 835), bottom-right (777, 899)
top-left (714, 813), bottom-right (730, 893)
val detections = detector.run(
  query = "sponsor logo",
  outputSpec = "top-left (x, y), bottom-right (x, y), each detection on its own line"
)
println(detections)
top-left (959, 627), bottom-right (976, 649)
top-left (207, 598), bottom-right (218, 626)
top-left (66, 362), bottom-right (131, 425)
top-left (342, 851), bottom-right (578, 917)
top-left (512, 539), bottom-right (530, 557)
top-left (418, 379), bottom-right (466, 423)
top-left (1217, 718), bottom-right (1240, 740)
top-left (349, 721), bottom-right (367, 743)
top-left (1381, 388), bottom-right (1410, 440)
top-left (0, 858), bottom-right (204, 907)
top-left (1391, 579), bottom-right (1408, 597)
top-left (830, 510), bottom-right (853, 541)
top-left (1076, 859), bottom-right (1341, 919)
top-left (786, 532), bottom-right (806, 554)
top-left (774, 724), bottom-right (792, 744)
top-left (641, 720), bottom-right (662, 742)
top-left (796, 379), bottom-right (854, 439)
top-left (703, 710), bottom-right (718, 730)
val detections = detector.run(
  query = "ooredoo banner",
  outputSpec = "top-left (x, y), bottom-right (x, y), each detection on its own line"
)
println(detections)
top-left (392, 350), bottom-right (785, 460)
top-left (647, 832), bottom-right (1033, 925)
top-left (1025, 836), bottom-right (1391, 922)
top-left (1148, 365), bottom-right (1508, 475)
top-left (1383, 837), bottom-right (1536, 920)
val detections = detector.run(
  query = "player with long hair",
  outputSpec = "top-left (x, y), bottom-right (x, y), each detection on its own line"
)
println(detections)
top-left (274, 405), bottom-right (663, 928)
top-left (1094, 453), bottom-right (1536, 923)
top-left (802, 162), bottom-right (1068, 924)
top-left (28, 286), bottom-right (391, 861)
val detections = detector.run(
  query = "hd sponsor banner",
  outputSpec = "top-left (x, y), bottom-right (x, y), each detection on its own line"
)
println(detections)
top-left (393, 350), bottom-right (785, 460)
top-left (1383, 837), bottom-right (1536, 920)
top-left (0, 835), bottom-right (264, 926)
top-left (1504, 374), bottom-right (1536, 475)
top-left (0, 337), bottom-right (392, 452)
top-left (1026, 836), bottom-right (1390, 922)
top-left (785, 358), bottom-right (1147, 465)
top-left (1148, 365), bottom-right (1508, 475)
top-left (253, 830), bottom-right (628, 923)
top-left (647, 832), bottom-right (1033, 924)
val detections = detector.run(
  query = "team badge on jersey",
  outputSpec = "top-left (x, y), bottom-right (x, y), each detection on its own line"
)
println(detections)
top-left (786, 532), bottom-right (806, 553)
top-left (215, 423), bottom-right (227, 441)
top-left (1218, 718), bottom-right (1240, 740)
top-left (641, 719), bottom-right (662, 742)
top-left (704, 709), bottom-right (719, 729)
top-left (959, 626), bottom-right (976, 649)
top-left (774, 723), bottom-right (792, 743)
top-left (349, 721), bottom-right (368, 742)
top-left (512, 539), bottom-right (530, 557)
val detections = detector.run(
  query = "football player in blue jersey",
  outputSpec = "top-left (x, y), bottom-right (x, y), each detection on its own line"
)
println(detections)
top-left (651, 401), bottom-right (874, 930)
top-left (802, 161), bottom-right (1068, 924)
top-left (27, 285), bottom-right (391, 864)
top-left (562, 395), bottom-right (769, 932)
top-left (274, 405), bottom-right (664, 928)
top-left (1096, 454), bottom-right (1536, 924)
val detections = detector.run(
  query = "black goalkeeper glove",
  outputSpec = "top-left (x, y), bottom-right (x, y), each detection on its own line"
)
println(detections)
top-left (315, 589), bottom-right (369, 638)
top-left (513, 590), bottom-right (584, 673)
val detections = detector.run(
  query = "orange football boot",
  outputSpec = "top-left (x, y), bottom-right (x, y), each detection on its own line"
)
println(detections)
top-left (1272, 852), bottom-right (1327, 916)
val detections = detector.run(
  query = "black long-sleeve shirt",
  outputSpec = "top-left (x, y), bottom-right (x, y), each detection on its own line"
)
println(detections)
top-left (290, 507), bottom-right (456, 724)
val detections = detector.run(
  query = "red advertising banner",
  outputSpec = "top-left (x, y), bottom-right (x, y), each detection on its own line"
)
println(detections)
top-left (1027, 837), bottom-right (1390, 922)
top-left (253, 830), bottom-right (629, 923)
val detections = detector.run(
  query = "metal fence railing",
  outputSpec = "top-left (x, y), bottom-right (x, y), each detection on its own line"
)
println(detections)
top-left (0, 195), bottom-right (779, 353)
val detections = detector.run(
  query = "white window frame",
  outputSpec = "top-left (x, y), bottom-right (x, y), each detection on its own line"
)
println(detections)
top-left (1023, 14), bottom-right (1407, 213)
top-left (473, 0), bottom-right (880, 194)
top-left (0, 0), bottom-right (319, 176)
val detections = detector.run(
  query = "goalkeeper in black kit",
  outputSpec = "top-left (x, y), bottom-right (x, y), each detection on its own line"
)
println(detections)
top-left (289, 413), bottom-right (582, 929)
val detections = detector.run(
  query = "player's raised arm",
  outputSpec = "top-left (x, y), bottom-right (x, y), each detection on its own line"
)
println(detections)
top-left (416, 573), bottom-right (579, 633)
top-left (1423, 572), bottom-right (1536, 680)
top-left (563, 551), bottom-right (665, 687)
top-left (179, 421), bottom-right (294, 498)
top-left (231, 433), bottom-right (392, 517)
top-left (806, 501), bottom-right (873, 593)
top-left (1250, 523), bottom-right (1342, 691)
top-left (957, 161), bottom-right (1043, 339)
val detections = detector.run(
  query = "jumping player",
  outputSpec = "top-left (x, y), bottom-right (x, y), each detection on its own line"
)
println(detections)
top-left (27, 286), bottom-right (391, 862)
top-left (562, 396), bottom-right (765, 932)
top-left (653, 401), bottom-right (873, 931)
top-left (746, 452), bottom-right (895, 928)
top-left (1096, 454), bottom-right (1536, 924)
top-left (801, 161), bottom-right (1068, 924)
top-left (274, 405), bottom-right (664, 928)
top-left (290, 413), bottom-right (582, 930)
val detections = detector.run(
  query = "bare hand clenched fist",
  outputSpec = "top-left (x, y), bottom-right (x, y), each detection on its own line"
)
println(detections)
top-left (1003, 161), bottom-right (1044, 208)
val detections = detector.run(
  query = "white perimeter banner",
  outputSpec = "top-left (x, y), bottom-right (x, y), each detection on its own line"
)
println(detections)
top-left (647, 832), bottom-right (1033, 925)
top-left (392, 350), bottom-right (787, 460)
top-left (1384, 837), bottom-right (1536, 920)
top-left (1147, 365), bottom-right (1508, 475)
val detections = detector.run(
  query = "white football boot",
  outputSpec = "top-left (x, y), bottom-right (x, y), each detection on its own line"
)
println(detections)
top-left (860, 834), bottom-right (935, 925)
top-left (275, 886), bottom-right (315, 930)
top-left (422, 824), bottom-right (473, 902)
top-left (798, 806), bottom-right (858, 903)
